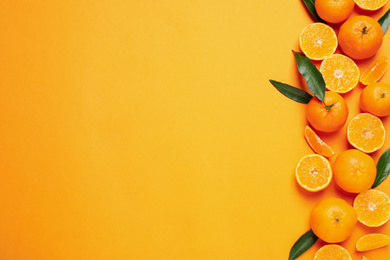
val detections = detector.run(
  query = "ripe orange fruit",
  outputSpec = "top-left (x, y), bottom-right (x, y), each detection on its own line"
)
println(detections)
top-left (332, 149), bottom-right (376, 193)
top-left (307, 91), bottom-right (349, 132)
top-left (320, 54), bottom-right (360, 93)
top-left (299, 23), bottom-right (338, 60)
top-left (360, 56), bottom-right (388, 85)
top-left (295, 154), bottom-right (332, 192)
top-left (339, 16), bottom-right (383, 60)
top-left (360, 82), bottom-right (390, 117)
top-left (354, 0), bottom-right (387, 11)
top-left (356, 234), bottom-right (390, 252)
top-left (361, 257), bottom-right (369, 260)
top-left (347, 113), bottom-right (385, 153)
top-left (310, 197), bottom-right (357, 243)
top-left (304, 126), bottom-right (335, 157)
top-left (315, 0), bottom-right (354, 24)
top-left (354, 189), bottom-right (390, 227)
top-left (313, 244), bottom-right (352, 260)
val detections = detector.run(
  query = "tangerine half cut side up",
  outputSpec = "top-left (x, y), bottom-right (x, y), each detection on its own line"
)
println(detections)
top-left (354, 189), bottom-right (390, 227)
top-left (347, 113), bottom-right (385, 153)
top-left (295, 154), bottom-right (332, 192)
top-left (299, 23), bottom-right (338, 60)
top-left (320, 54), bottom-right (360, 93)
top-left (314, 244), bottom-right (352, 260)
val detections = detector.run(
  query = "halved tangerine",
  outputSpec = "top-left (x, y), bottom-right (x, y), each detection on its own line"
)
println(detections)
top-left (356, 234), bottom-right (390, 252)
top-left (354, 0), bottom-right (387, 11)
top-left (299, 23), bottom-right (338, 60)
top-left (320, 54), bottom-right (360, 93)
top-left (304, 126), bottom-right (334, 157)
top-left (360, 56), bottom-right (388, 85)
top-left (313, 244), bottom-right (352, 260)
top-left (354, 189), bottom-right (390, 227)
top-left (347, 113), bottom-right (385, 153)
top-left (295, 154), bottom-right (332, 192)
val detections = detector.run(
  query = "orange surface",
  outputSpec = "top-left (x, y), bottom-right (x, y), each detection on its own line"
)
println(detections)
top-left (0, 1), bottom-right (390, 259)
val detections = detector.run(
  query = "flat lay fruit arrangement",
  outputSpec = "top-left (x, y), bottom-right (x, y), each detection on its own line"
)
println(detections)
top-left (270, 1), bottom-right (390, 259)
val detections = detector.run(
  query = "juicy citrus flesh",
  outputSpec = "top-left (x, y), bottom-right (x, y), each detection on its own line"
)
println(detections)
top-left (333, 149), bottom-right (376, 193)
top-left (338, 16), bottom-right (383, 60)
top-left (314, 245), bottom-right (352, 260)
top-left (354, 0), bottom-right (387, 10)
top-left (315, 0), bottom-right (355, 24)
top-left (354, 189), bottom-right (390, 227)
top-left (304, 126), bottom-right (334, 157)
top-left (360, 56), bottom-right (388, 85)
top-left (299, 23), bottom-right (338, 60)
top-left (310, 197), bottom-right (357, 243)
top-left (356, 234), bottom-right (390, 252)
top-left (360, 82), bottom-right (390, 117)
top-left (307, 91), bottom-right (349, 132)
top-left (295, 154), bottom-right (332, 192)
top-left (320, 54), bottom-right (360, 93)
top-left (347, 113), bottom-right (385, 153)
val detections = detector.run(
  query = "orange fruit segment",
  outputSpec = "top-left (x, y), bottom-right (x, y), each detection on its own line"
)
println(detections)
top-left (356, 234), bottom-right (390, 252)
top-left (320, 54), bottom-right (360, 93)
top-left (354, 0), bottom-right (387, 11)
top-left (304, 126), bottom-right (334, 157)
top-left (347, 113), bottom-right (385, 153)
top-left (354, 189), bottom-right (390, 227)
top-left (360, 56), bottom-right (388, 85)
top-left (295, 154), bottom-right (332, 192)
top-left (314, 244), bottom-right (352, 260)
top-left (299, 23), bottom-right (338, 60)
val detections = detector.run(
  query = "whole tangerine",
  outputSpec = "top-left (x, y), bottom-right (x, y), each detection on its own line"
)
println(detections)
top-left (315, 0), bottom-right (354, 24)
top-left (306, 91), bottom-right (349, 132)
top-left (360, 82), bottom-right (390, 117)
top-left (338, 15), bottom-right (383, 60)
top-left (333, 149), bottom-right (376, 193)
top-left (310, 197), bottom-right (357, 243)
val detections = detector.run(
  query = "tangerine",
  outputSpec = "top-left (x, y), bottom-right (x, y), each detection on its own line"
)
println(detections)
top-left (315, 0), bottom-right (354, 24)
top-left (360, 82), bottom-right (390, 117)
top-left (307, 91), bottom-right (349, 132)
top-left (339, 16), bottom-right (383, 60)
top-left (310, 197), bottom-right (357, 243)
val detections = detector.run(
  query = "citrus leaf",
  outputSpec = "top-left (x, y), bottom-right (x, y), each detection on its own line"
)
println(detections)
top-left (301, 0), bottom-right (326, 23)
top-left (379, 8), bottom-right (390, 35)
top-left (269, 80), bottom-right (313, 103)
top-left (372, 147), bottom-right (390, 188)
top-left (293, 51), bottom-right (326, 102)
top-left (289, 230), bottom-right (318, 260)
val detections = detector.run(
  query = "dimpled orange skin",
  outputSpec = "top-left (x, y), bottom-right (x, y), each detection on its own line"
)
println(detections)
top-left (310, 197), bottom-right (357, 243)
top-left (315, 0), bottom-right (354, 24)
top-left (333, 149), bottom-right (376, 193)
top-left (360, 82), bottom-right (390, 117)
top-left (307, 91), bottom-right (349, 132)
top-left (338, 16), bottom-right (383, 60)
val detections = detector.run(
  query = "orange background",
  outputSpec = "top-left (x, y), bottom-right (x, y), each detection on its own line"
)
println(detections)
top-left (1, 1), bottom-right (390, 259)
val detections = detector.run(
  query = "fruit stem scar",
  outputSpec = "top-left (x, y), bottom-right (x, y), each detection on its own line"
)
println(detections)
top-left (382, 92), bottom-right (386, 98)
top-left (323, 101), bottom-right (336, 112)
top-left (335, 217), bottom-right (340, 222)
top-left (362, 26), bottom-right (368, 34)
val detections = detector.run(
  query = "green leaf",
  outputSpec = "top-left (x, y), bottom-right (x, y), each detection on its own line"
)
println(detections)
top-left (293, 51), bottom-right (326, 102)
top-left (289, 230), bottom-right (318, 260)
top-left (301, 0), bottom-right (326, 23)
top-left (372, 147), bottom-right (390, 188)
top-left (269, 80), bottom-right (313, 103)
top-left (378, 8), bottom-right (390, 35)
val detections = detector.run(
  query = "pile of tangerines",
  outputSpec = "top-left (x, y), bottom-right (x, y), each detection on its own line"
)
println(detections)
top-left (272, 0), bottom-right (390, 259)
